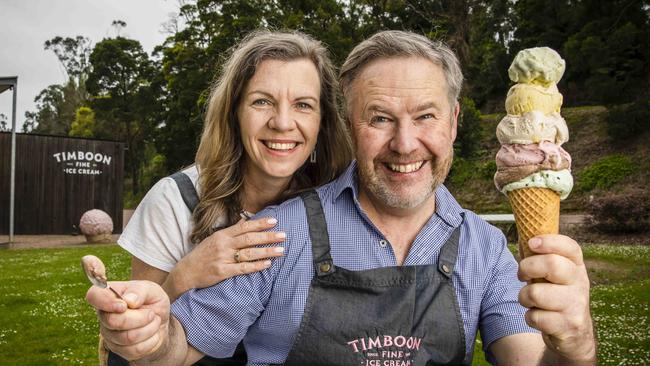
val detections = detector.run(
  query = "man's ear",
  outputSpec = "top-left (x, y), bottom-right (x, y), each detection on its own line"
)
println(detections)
top-left (450, 101), bottom-right (460, 142)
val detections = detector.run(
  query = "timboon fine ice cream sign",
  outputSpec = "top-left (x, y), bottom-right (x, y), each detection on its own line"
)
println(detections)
top-left (53, 151), bottom-right (112, 175)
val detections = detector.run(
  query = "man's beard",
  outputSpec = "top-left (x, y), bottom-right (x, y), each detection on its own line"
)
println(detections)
top-left (358, 148), bottom-right (454, 210)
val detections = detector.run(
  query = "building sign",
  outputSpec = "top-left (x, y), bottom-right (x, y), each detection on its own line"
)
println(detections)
top-left (53, 151), bottom-right (113, 175)
top-left (1, 132), bottom-right (124, 235)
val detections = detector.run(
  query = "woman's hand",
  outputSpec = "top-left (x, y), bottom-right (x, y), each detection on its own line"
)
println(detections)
top-left (164, 217), bottom-right (285, 300)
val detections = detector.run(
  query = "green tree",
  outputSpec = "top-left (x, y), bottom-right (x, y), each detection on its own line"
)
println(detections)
top-left (509, 0), bottom-right (573, 52)
top-left (509, 0), bottom-right (650, 105)
top-left (25, 36), bottom-right (92, 134)
top-left (348, 0), bottom-right (474, 66)
top-left (455, 97), bottom-right (483, 158)
top-left (266, 0), bottom-right (356, 65)
top-left (87, 36), bottom-right (159, 194)
top-left (44, 35), bottom-right (92, 80)
top-left (466, 0), bottom-right (513, 110)
top-left (69, 106), bottom-right (96, 138)
top-left (25, 82), bottom-right (80, 135)
top-left (563, 0), bottom-right (650, 103)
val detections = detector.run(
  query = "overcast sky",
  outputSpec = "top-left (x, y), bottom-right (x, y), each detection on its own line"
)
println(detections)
top-left (0, 0), bottom-right (179, 130)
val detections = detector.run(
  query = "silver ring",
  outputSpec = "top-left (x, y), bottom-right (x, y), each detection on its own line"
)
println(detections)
top-left (234, 250), bottom-right (241, 263)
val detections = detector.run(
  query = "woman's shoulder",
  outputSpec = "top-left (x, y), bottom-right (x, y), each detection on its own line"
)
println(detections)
top-left (179, 165), bottom-right (199, 184)
top-left (147, 165), bottom-right (199, 200)
top-left (119, 169), bottom-right (200, 270)
top-left (134, 166), bottom-right (200, 216)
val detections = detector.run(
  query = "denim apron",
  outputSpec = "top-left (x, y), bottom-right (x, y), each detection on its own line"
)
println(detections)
top-left (280, 190), bottom-right (468, 366)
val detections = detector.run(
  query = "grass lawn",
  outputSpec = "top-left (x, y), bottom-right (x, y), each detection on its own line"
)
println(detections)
top-left (0, 243), bottom-right (648, 365)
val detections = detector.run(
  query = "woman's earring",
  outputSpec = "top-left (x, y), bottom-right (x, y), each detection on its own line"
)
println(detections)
top-left (310, 149), bottom-right (317, 163)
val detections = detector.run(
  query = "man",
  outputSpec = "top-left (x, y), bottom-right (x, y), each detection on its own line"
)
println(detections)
top-left (87, 30), bottom-right (596, 365)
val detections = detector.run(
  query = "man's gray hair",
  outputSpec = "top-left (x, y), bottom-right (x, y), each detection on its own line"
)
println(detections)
top-left (340, 30), bottom-right (463, 111)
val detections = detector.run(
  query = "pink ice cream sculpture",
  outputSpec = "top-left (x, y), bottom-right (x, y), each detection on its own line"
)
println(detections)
top-left (79, 209), bottom-right (114, 243)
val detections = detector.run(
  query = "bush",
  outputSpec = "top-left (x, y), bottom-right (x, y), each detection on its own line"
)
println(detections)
top-left (123, 189), bottom-right (145, 210)
top-left (448, 158), bottom-right (496, 187)
top-left (140, 153), bottom-right (167, 190)
top-left (587, 188), bottom-right (650, 233)
top-left (69, 106), bottom-right (96, 138)
top-left (448, 157), bottom-right (475, 186)
top-left (578, 155), bottom-right (635, 191)
top-left (478, 160), bottom-right (497, 181)
top-left (455, 97), bottom-right (482, 159)
top-left (605, 100), bottom-right (650, 141)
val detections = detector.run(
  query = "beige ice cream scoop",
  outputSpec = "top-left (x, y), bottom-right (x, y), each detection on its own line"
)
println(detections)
top-left (81, 255), bottom-right (124, 300)
top-left (496, 111), bottom-right (569, 145)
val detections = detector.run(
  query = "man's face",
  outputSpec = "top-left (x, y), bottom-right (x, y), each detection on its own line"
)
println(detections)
top-left (348, 57), bottom-right (459, 211)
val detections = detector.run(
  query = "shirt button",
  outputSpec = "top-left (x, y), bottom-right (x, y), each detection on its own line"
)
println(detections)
top-left (442, 264), bottom-right (450, 273)
top-left (379, 239), bottom-right (388, 248)
top-left (320, 263), bottom-right (331, 273)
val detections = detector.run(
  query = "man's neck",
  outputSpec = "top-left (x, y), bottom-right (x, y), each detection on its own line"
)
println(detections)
top-left (357, 189), bottom-right (437, 265)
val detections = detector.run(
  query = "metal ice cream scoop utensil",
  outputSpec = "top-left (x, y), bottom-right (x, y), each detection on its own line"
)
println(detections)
top-left (81, 255), bottom-right (124, 300)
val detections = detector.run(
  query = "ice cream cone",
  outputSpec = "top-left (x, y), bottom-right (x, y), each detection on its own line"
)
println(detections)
top-left (508, 187), bottom-right (560, 260)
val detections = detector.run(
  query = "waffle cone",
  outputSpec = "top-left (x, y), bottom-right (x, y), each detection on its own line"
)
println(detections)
top-left (508, 187), bottom-right (560, 260)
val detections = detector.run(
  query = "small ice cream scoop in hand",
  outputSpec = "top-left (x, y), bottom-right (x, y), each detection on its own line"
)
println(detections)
top-left (81, 255), bottom-right (124, 301)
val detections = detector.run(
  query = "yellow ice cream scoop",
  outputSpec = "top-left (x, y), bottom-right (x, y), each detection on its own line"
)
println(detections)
top-left (508, 47), bottom-right (565, 86)
top-left (505, 83), bottom-right (563, 115)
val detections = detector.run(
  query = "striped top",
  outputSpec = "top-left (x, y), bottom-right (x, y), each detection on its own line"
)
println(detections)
top-left (172, 161), bottom-right (537, 365)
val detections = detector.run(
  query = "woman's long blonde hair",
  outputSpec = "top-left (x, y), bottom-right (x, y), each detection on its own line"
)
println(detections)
top-left (191, 30), bottom-right (352, 244)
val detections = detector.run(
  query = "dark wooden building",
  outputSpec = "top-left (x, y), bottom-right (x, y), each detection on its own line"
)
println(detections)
top-left (1, 132), bottom-right (124, 234)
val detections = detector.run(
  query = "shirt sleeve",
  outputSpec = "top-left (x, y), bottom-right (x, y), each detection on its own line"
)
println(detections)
top-left (479, 233), bottom-right (539, 358)
top-left (171, 206), bottom-right (284, 358)
top-left (117, 177), bottom-right (192, 272)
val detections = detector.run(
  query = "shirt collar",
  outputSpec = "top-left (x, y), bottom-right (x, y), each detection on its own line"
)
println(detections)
top-left (332, 160), bottom-right (359, 202)
top-left (433, 184), bottom-right (465, 228)
top-left (332, 161), bottom-right (465, 228)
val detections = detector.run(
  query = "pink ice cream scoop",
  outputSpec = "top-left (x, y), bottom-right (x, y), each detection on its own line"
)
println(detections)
top-left (496, 141), bottom-right (571, 169)
top-left (494, 142), bottom-right (572, 191)
top-left (81, 255), bottom-right (124, 300)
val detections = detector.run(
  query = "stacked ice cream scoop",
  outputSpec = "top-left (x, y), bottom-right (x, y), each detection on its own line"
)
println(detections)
top-left (494, 47), bottom-right (573, 259)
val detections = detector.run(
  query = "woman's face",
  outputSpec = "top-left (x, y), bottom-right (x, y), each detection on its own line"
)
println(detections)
top-left (238, 58), bottom-right (322, 184)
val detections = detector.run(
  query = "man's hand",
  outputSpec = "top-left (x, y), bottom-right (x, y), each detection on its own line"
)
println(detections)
top-left (86, 280), bottom-right (170, 361)
top-left (518, 234), bottom-right (597, 364)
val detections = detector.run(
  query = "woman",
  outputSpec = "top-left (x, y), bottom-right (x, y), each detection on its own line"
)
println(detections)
top-left (104, 30), bottom-right (352, 365)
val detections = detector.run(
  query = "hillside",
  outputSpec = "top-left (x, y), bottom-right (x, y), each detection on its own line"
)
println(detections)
top-left (446, 105), bottom-right (650, 214)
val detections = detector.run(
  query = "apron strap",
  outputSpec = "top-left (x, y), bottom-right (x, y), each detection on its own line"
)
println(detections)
top-left (300, 190), bottom-right (335, 277)
top-left (437, 213), bottom-right (464, 279)
top-left (170, 171), bottom-right (199, 213)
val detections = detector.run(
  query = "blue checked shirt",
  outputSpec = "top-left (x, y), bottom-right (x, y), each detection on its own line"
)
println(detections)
top-left (172, 162), bottom-right (538, 365)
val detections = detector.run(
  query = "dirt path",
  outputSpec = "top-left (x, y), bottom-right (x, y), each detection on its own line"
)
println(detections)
top-left (0, 234), bottom-right (120, 249)
top-left (0, 210), bottom-right (133, 249)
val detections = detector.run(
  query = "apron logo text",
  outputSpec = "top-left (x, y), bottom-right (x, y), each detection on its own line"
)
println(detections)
top-left (347, 335), bottom-right (422, 353)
